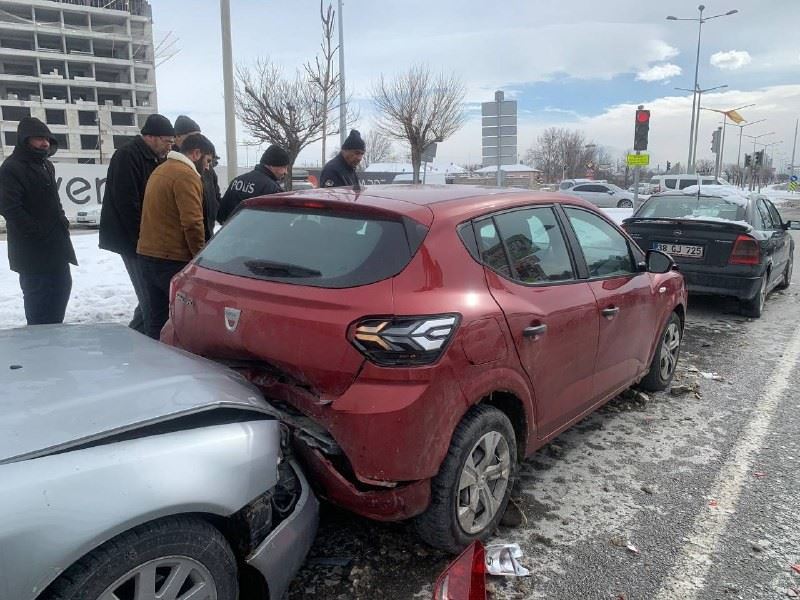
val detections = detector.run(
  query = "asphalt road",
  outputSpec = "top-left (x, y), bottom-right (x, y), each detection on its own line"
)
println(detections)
top-left (288, 229), bottom-right (800, 600)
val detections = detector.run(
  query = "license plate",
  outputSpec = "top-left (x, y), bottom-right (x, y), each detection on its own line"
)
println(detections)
top-left (653, 242), bottom-right (704, 258)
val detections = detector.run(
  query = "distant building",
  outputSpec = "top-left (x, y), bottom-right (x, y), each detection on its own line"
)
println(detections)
top-left (0, 0), bottom-right (157, 164)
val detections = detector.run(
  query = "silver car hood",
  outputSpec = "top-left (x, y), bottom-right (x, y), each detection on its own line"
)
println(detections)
top-left (0, 324), bottom-right (271, 464)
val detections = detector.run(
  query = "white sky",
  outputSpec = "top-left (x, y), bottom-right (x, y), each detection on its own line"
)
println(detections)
top-left (150, 1), bottom-right (800, 172)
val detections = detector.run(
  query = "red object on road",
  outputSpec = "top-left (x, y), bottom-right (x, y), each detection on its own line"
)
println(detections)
top-left (791, 564), bottom-right (800, 575)
top-left (164, 185), bottom-right (687, 552)
top-left (433, 541), bottom-right (487, 600)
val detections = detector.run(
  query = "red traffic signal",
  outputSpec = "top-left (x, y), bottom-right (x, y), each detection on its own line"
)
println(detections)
top-left (636, 109), bottom-right (651, 123)
top-left (634, 109), bottom-right (650, 151)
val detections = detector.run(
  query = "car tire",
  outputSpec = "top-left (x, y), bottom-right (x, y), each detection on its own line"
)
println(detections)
top-left (41, 516), bottom-right (238, 600)
top-left (638, 312), bottom-right (682, 392)
top-left (741, 272), bottom-right (768, 318)
top-left (616, 199), bottom-right (634, 208)
top-left (776, 257), bottom-right (793, 290)
top-left (414, 404), bottom-right (517, 554)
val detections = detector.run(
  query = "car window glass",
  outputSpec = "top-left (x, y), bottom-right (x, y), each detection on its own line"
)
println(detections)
top-left (559, 181), bottom-right (573, 190)
top-left (565, 208), bottom-right (635, 278)
top-left (664, 178), bottom-right (677, 189)
top-left (492, 207), bottom-right (574, 284)
top-left (572, 184), bottom-right (592, 192)
top-left (766, 200), bottom-right (784, 229)
top-left (757, 199), bottom-right (776, 230)
top-left (678, 179), bottom-right (697, 190)
top-left (591, 185), bottom-right (610, 193)
top-left (475, 218), bottom-right (512, 277)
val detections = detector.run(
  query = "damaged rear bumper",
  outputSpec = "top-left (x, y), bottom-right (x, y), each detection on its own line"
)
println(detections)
top-left (294, 440), bottom-right (431, 521)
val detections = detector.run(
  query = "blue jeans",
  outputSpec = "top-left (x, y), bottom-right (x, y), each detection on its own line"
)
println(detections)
top-left (18, 265), bottom-right (72, 325)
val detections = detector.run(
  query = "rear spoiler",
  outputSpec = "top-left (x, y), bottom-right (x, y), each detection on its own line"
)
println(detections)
top-left (622, 217), bottom-right (752, 233)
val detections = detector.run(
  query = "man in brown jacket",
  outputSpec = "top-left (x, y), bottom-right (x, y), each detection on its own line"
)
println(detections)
top-left (137, 133), bottom-right (215, 339)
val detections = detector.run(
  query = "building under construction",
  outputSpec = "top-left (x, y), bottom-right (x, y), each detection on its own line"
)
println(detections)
top-left (0, 0), bottom-right (157, 163)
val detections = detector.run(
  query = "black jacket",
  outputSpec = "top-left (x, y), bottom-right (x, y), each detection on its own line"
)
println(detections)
top-left (0, 122), bottom-right (77, 274)
top-left (202, 167), bottom-right (220, 240)
top-left (217, 164), bottom-right (283, 224)
top-left (99, 136), bottom-right (162, 256)
top-left (319, 153), bottom-right (360, 188)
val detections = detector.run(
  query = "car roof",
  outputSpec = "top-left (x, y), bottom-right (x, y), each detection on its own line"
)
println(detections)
top-left (243, 184), bottom-right (600, 223)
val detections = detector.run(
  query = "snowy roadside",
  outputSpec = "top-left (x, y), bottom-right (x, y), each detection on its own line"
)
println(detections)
top-left (0, 232), bottom-right (135, 330)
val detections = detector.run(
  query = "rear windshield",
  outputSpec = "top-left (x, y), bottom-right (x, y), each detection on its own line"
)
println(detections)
top-left (637, 196), bottom-right (747, 221)
top-left (196, 207), bottom-right (426, 288)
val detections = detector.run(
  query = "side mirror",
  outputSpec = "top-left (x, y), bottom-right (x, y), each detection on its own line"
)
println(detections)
top-left (646, 249), bottom-right (676, 274)
top-left (788, 221), bottom-right (800, 231)
top-left (607, 190), bottom-right (615, 194)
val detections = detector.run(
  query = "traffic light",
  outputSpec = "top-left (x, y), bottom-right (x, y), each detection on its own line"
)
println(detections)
top-left (755, 150), bottom-right (764, 167)
top-left (744, 154), bottom-right (751, 167)
top-left (666, 161), bottom-right (671, 172)
top-left (634, 109), bottom-right (650, 151)
top-left (711, 128), bottom-right (721, 154)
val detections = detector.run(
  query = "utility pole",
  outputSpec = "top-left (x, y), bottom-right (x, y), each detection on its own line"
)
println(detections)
top-left (667, 5), bottom-right (738, 173)
top-left (791, 118), bottom-right (798, 182)
top-left (220, 0), bottom-right (238, 184)
top-left (338, 0), bottom-right (346, 147)
top-left (496, 91), bottom-right (503, 187)
top-left (96, 117), bottom-right (103, 164)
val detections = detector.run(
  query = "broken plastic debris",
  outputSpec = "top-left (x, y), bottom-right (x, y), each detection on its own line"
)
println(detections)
top-left (753, 471), bottom-right (767, 479)
top-left (626, 542), bottom-right (640, 555)
top-left (700, 371), bottom-right (723, 380)
top-left (791, 564), bottom-right (800, 575)
top-left (484, 544), bottom-right (530, 577)
top-left (708, 499), bottom-right (719, 508)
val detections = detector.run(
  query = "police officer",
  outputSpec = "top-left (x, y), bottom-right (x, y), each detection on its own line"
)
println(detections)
top-left (319, 129), bottom-right (365, 188)
top-left (217, 144), bottom-right (289, 223)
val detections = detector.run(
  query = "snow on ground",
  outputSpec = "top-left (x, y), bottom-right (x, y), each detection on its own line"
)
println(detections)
top-left (0, 232), bottom-right (135, 330)
top-left (762, 184), bottom-right (798, 205)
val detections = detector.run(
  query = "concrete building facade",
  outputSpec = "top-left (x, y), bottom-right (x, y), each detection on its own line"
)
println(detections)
top-left (0, 0), bottom-right (157, 164)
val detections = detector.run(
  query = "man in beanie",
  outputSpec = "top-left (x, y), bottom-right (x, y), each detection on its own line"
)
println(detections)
top-left (0, 117), bottom-right (77, 325)
top-left (99, 112), bottom-right (174, 333)
top-left (137, 133), bottom-right (216, 339)
top-left (217, 144), bottom-right (289, 223)
top-left (173, 115), bottom-right (221, 240)
top-left (319, 129), bottom-right (365, 188)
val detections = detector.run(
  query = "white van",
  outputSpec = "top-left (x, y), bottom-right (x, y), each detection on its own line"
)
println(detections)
top-left (649, 174), bottom-right (728, 193)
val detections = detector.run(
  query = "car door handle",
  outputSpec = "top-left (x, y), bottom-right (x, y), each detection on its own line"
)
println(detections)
top-left (523, 324), bottom-right (548, 338)
top-left (601, 306), bottom-right (620, 318)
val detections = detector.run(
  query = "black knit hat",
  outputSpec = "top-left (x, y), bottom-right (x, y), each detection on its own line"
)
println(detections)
top-left (341, 129), bottom-right (365, 152)
top-left (141, 113), bottom-right (175, 137)
top-left (174, 115), bottom-right (201, 136)
top-left (260, 144), bottom-right (290, 167)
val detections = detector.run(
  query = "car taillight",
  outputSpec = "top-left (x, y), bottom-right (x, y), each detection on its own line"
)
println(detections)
top-left (433, 541), bottom-right (486, 600)
top-left (729, 234), bottom-right (760, 265)
top-left (349, 314), bottom-right (460, 366)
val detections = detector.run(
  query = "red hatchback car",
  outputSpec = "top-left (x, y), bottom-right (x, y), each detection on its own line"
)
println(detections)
top-left (163, 185), bottom-right (687, 552)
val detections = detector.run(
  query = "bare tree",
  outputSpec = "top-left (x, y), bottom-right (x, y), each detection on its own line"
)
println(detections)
top-left (304, 1), bottom-right (340, 166)
top-left (695, 158), bottom-right (715, 175)
top-left (363, 130), bottom-right (395, 168)
top-left (235, 59), bottom-right (327, 190)
top-left (525, 127), bottom-right (598, 183)
top-left (372, 64), bottom-right (466, 183)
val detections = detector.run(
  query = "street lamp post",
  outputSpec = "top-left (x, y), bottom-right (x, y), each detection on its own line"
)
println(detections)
top-left (667, 5), bottom-right (738, 174)
top-left (338, 0), bottom-right (346, 147)
top-left (743, 132), bottom-right (775, 190)
top-left (675, 84), bottom-right (727, 172)
top-left (220, 0), bottom-right (238, 183)
top-left (700, 103), bottom-right (755, 178)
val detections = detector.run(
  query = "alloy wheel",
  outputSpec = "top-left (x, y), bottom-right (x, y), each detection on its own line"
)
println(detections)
top-left (98, 556), bottom-right (217, 600)
top-left (456, 430), bottom-right (512, 534)
top-left (659, 322), bottom-right (681, 381)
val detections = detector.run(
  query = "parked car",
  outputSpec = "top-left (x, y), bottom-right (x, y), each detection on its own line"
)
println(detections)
top-left (649, 174), bottom-right (728, 193)
top-left (558, 178), bottom-right (607, 191)
top-left (564, 181), bottom-right (636, 208)
top-left (163, 185), bottom-right (687, 553)
top-left (76, 204), bottom-right (102, 227)
top-left (623, 186), bottom-right (794, 317)
top-left (0, 324), bottom-right (318, 600)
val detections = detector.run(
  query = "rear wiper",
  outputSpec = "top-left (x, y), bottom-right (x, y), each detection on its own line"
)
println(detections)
top-left (244, 259), bottom-right (321, 278)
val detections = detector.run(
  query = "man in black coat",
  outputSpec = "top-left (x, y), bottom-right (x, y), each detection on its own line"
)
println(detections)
top-left (319, 129), bottom-right (365, 188)
top-left (173, 115), bottom-right (221, 240)
top-left (217, 144), bottom-right (289, 224)
top-left (0, 117), bottom-right (77, 325)
top-left (99, 113), bottom-right (174, 333)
